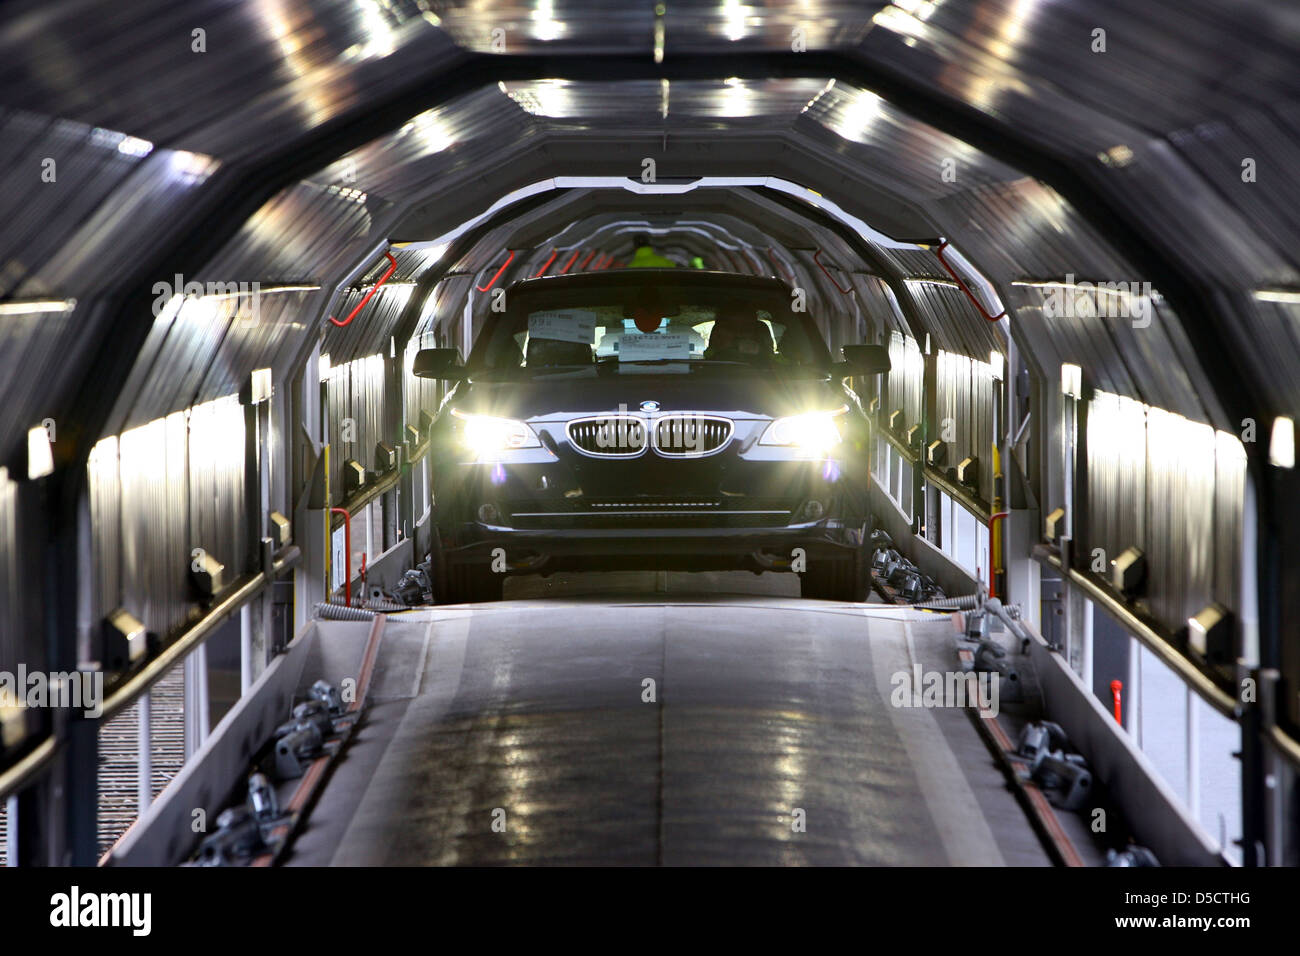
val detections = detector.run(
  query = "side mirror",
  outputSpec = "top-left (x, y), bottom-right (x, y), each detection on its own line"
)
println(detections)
top-left (839, 344), bottom-right (891, 375)
top-left (413, 348), bottom-right (465, 379)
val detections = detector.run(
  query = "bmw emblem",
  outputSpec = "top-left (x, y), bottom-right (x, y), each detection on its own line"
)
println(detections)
top-left (640, 400), bottom-right (660, 412)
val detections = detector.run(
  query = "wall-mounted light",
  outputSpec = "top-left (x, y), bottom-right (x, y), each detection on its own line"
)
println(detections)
top-left (318, 353), bottom-right (332, 381)
top-left (374, 441), bottom-right (397, 472)
top-left (102, 608), bottom-right (147, 672)
top-left (343, 459), bottom-right (366, 494)
top-left (1110, 546), bottom-right (1147, 597)
top-left (926, 439), bottom-right (947, 466)
top-left (0, 698), bottom-right (33, 751)
top-left (888, 409), bottom-right (904, 433)
top-left (1044, 506), bottom-right (1065, 541)
top-left (1269, 416), bottom-right (1295, 469)
top-left (957, 456), bottom-right (979, 489)
top-left (989, 350), bottom-right (1004, 381)
top-left (241, 367), bottom-right (273, 405)
top-left (190, 552), bottom-right (225, 599)
top-left (26, 425), bottom-right (54, 479)
top-left (868, 396), bottom-right (880, 415)
top-left (269, 511), bottom-right (291, 548)
top-left (404, 423), bottom-right (421, 454)
top-left (1061, 363), bottom-right (1083, 398)
top-left (1187, 603), bottom-right (1232, 664)
top-left (905, 424), bottom-right (923, 449)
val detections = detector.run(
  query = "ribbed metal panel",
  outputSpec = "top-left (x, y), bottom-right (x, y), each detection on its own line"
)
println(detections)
top-left (935, 350), bottom-right (996, 498)
top-left (800, 79), bottom-right (1021, 204)
top-left (1213, 431), bottom-right (1248, 615)
top-left (88, 396), bottom-right (245, 641)
top-left (907, 280), bottom-right (1005, 362)
top-left (323, 284), bottom-right (416, 366)
top-left (1146, 406), bottom-right (1217, 628)
top-left (87, 437), bottom-right (123, 630)
top-left (0, 116), bottom-right (218, 463)
top-left (0, 469), bottom-right (19, 674)
top-left (0, 1), bottom-right (460, 160)
top-left (885, 331), bottom-right (924, 438)
top-left (1086, 390), bottom-right (1149, 576)
top-left (405, 278), bottom-right (473, 431)
top-left (1086, 389), bottom-right (1245, 632)
top-left (325, 354), bottom-right (387, 503)
top-left (188, 397), bottom-right (246, 592)
top-left (856, 275), bottom-right (907, 344)
top-left (0, 111), bottom-right (147, 299)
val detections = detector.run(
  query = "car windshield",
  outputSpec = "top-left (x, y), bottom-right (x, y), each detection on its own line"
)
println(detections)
top-left (468, 281), bottom-right (832, 378)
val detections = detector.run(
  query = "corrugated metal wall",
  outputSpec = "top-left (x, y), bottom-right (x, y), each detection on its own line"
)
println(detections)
top-left (1086, 388), bottom-right (1245, 630)
top-left (324, 354), bottom-right (387, 505)
top-left (87, 395), bottom-right (245, 643)
top-left (885, 331), bottom-right (923, 437)
top-left (936, 350), bottom-right (995, 497)
top-left (404, 279), bottom-right (461, 431)
top-left (0, 469), bottom-right (19, 674)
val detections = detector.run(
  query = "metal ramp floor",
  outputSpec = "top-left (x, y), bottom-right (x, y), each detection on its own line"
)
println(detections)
top-left (285, 572), bottom-right (1056, 866)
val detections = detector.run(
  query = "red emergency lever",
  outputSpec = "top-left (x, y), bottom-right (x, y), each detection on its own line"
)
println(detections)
top-left (329, 253), bottom-right (398, 327)
top-left (935, 240), bottom-right (1006, 322)
top-left (813, 248), bottom-right (853, 295)
top-left (1110, 680), bottom-right (1123, 725)
top-left (476, 250), bottom-right (516, 292)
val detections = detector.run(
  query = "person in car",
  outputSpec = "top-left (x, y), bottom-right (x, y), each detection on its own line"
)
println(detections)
top-left (627, 233), bottom-right (677, 268)
top-left (527, 337), bottom-right (593, 367)
top-left (704, 305), bottom-right (775, 364)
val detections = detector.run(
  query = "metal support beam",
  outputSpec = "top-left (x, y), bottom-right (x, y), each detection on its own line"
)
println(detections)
top-left (137, 691), bottom-right (152, 815)
top-left (4, 795), bottom-right (15, 867)
top-left (240, 604), bottom-right (253, 696)
top-left (183, 645), bottom-right (210, 759)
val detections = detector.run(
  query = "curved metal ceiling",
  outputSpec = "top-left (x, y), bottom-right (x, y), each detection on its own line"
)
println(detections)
top-left (2, 0), bottom-right (1299, 477)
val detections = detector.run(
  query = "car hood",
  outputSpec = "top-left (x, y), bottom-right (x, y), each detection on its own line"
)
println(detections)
top-left (451, 370), bottom-right (847, 421)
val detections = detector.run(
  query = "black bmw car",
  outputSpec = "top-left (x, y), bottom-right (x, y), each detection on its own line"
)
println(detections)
top-left (414, 269), bottom-right (890, 603)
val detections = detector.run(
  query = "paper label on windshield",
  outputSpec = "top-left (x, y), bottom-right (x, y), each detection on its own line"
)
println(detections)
top-left (619, 333), bottom-right (692, 362)
top-left (528, 310), bottom-right (596, 345)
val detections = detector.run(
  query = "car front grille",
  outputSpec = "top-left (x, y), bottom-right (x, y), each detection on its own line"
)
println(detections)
top-left (653, 415), bottom-right (733, 457)
top-left (565, 413), bottom-right (733, 458)
top-left (566, 416), bottom-right (647, 457)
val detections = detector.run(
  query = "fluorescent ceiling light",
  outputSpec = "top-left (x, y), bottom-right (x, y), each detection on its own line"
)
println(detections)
top-left (28, 426), bottom-right (55, 479)
top-left (1254, 289), bottom-right (1300, 305)
top-left (1269, 416), bottom-right (1295, 469)
top-left (1061, 363), bottom-right (1082, 398)
top-left (0, 299), bottom-right (76, 316)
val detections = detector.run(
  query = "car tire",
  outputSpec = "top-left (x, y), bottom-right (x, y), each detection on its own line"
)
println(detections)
top-left (430, 525), bottom-right (504, 604)
top-left (800, 544), bottom-right (869, 602)
top-left (441, 561), bottom-right (504, 604)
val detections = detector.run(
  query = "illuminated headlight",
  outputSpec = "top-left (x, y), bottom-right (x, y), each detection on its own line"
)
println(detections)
top-left (451, 409), bottom-right (540, 457)
top-left (759, 407), bottom-right (847, 456)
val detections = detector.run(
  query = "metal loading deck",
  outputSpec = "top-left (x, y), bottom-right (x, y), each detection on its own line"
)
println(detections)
top-left (280, 587), bottom-right (1059, 866)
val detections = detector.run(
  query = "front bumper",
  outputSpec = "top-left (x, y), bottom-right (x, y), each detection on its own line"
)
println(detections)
top-left (433, 460), bottom-right (868, 572)
top-left (429, 410), bottom-right (872, 572)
